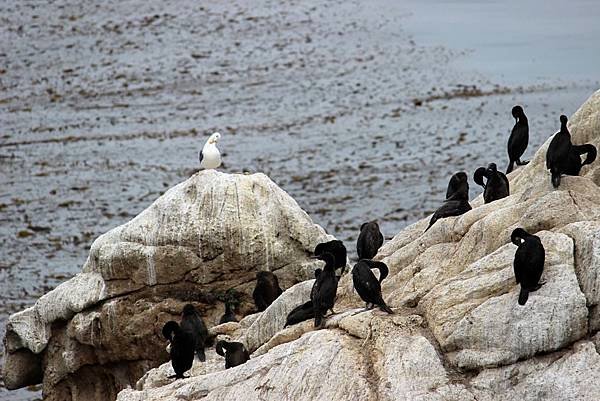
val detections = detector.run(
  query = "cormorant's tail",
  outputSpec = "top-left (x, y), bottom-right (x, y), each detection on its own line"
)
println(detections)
top-left (285, 301), bottom-right (314, 327)
top-left (551, 169), bottom-right (561, 188)
top-left (506, 161), bottom-right (514, 174)
top-left (196, 347), bottom-right (206, 362)
top-left (425, 217), bottom-right (435, 232)
top-left (378, 301), bottom-right (394, 314)
top-left (518, 287), bottom-right (530, 305)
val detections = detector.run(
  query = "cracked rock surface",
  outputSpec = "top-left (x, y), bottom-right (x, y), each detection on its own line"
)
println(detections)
top-left (4, 90), bottom-right (600, 401)
top-left (118, 90), bottom-right (600, 401)
top-left (2, 171), bottom-right (331, 400)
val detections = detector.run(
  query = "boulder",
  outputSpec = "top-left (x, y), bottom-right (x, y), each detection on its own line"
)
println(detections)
top-left (5, 90), bottom-right (600, 401)
top-left (115, 89), bottom-right (600, 401)
top-left (2, 171), bottom-right (330, 399)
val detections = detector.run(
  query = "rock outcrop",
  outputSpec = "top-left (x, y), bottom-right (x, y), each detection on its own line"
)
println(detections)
top-left (2, 171), bottom-right (331, 400)
top-left (116, 90), bottom-right (600, 401)
top-left (4, 90), bottom-right (600, 401)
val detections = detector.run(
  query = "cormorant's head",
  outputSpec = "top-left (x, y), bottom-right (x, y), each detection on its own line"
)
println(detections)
top-left (162, 321), bottom-right (180, 341)
top-left (314, 242), bottom-right (327, 256)
top-left (510, 228), bottom-right (529, 246)
top-left (511, 105), bottom-right (524, 120)
top-left (487, 163), bottom-right (497, 173)
top-left (312, 252), bottom-right (336, 269)
top-left (182, 304), bottom-right (197, 317)
top-left (256, 271), bottom-right (272, 281)
top-left (208, 132), bottom-right (221, 144)
top-left (215, 340), bottom-right (229, 357)
top-left (360, 221), bottom-right (378, 232)
top-left (455, 172), bottom-right (468, 183)
top-left (560, 115), bottom-right (568, 126)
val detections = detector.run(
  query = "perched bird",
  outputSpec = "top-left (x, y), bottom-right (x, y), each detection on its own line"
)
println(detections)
top-left (199, 132), bottom-right (222, 169)
top-left (311, 252), bottom-right (338, 328)
top-left (162, 321), bottom-right (195, 379)
top-left (473, 163), bottom-right (510, 203)
top-left (180, 304), bottom-right (209, 362)
top-left (446, 171), bottom-right (469, 199)
top-left (284, 268), bottom-right (324, 327)
top-left (506, 105), bottom-right (529, 174)
top-left (314, 240), bottom-right (348, 274)
top-left (511, 228), bottom-right (545, 305)
top-left (253, 271), bottom-right (283, 312)
top-left (426, 172), bottom-right (472, 231)
top-left (215, 340), bottom-right (250, 369)
top-left (284, 300), bottom-right (314, 327)
top-left (565, 144), bottom-right (597, 176)
top-left (219, 302), bottom-right (238, 324)
top-left (357, 221), bottom-right (384, 260)
top-left (546, 115), bottom-right (572, 188)
top-left (352, 260), bottom-right (393, 314)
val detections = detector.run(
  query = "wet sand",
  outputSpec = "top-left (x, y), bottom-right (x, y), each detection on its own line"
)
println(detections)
top-left (0, 0), bottom-right (597, 399)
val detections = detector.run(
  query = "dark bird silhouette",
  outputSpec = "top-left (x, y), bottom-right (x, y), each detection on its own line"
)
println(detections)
top-left (215, 340), bottom-right (250, 369)
top-left (253, 271), bottom-right (283, 312)
top-left (162, 321), bottom-right (195, 379)
top-left (426, 172), bottom-right (472, 231)
top-left (284, 300), bottom-right (314, 327)
top-left (511, 228), bottom-right (545, 305)
top-left (310, 252), bottom-right (338, 328)
top-left (285, 268), bottom-right (323, 327)
top-left (219, 302), bottom-right (238, 324)
top-left (473, 163), bottom-right (510, 203)
top-left (446, 171), bottom-right (470, 199)
top-left (180, 304), bottom-right (209, 362)
top-left (357, 221), bottom-right (384, 260)
top-left (352, 260), bottom-right (393, 314)
top-left (565, 144), bottom-right (597, 176)
top-left (314, 240), bottom-right (348, 274)
top-left (506, 105), bottom-right (529, 174)
top-left (546, 115), bottom-right (572, 188)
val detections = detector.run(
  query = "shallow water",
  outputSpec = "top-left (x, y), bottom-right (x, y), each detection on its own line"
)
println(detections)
top-left (0, 0), bottom-right (597, 399)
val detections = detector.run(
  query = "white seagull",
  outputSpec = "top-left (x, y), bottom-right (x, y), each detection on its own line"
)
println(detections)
top-left (199, 132), bottom-right (222, 170)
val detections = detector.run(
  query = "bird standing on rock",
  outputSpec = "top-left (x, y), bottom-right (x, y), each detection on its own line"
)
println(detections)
top-left (162, 320), bottom-right (195, 379)
top-left (311, 252), bottom-right (338, 328)
top-left (219, 302), bottom-right (238, 324)
top-left (180, 304), bottom-right (209, 362)
top-left (215, 340), bottom-right (250, 369)
top-left (546, 115), bottom-right (572, 188)
top-left (253, 271), bottom-right (283, 312)
top-left (426, 172), bottom-right (472, 231)
top-left (473, 163), bottom-right (509, 203)
top-left (357, 221), bottom-right (384, 260)
top-left (352, 259), bottom-right (393, 314)
top-left (199, 132), bottom-right (222, 169)
top-left (511, 228), bottom-right (545, 306)
top-left (506, 105), bottom-right (529, 174)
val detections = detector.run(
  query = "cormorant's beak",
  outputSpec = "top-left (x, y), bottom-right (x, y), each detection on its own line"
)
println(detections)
top-left (310, 255), bottom-right (320, 259)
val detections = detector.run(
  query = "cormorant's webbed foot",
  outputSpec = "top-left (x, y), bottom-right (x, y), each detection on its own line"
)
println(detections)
top-left (532, 281), bottom-right (546, 292)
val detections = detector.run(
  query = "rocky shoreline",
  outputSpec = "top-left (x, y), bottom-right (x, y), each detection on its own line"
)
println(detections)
top-left (3, 90), bottom-right (600, 401)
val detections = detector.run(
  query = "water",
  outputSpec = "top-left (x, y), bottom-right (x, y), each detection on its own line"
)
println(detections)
top-left (0, 0), bottom-right (598, 399)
